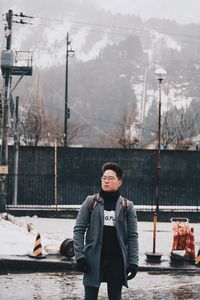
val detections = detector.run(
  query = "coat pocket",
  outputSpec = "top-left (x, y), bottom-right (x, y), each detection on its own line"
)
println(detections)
top-left (84, 242), bottom-right (93, 253)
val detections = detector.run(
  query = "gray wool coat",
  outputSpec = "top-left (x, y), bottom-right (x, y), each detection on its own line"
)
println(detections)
top-left (73, 194), bottom-right (139, 288)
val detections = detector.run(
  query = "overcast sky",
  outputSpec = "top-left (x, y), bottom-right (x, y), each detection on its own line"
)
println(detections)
top-left (1, 0), bottom-right (200, 67)
top-left (95, 0), bottom-right (200, 24)
top-left (1, 0), bottom-right (200, 25)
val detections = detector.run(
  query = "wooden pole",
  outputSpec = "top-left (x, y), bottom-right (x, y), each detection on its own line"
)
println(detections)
top-left (153, 212), bottom-right (157, 253)
top-left (54, 138), bottom-right (58, 210)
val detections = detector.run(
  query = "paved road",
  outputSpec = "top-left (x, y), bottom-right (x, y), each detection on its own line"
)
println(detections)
top-left (27, 217), bottom-right (200, 258)
top-left (1, 217), bottom-right (200, 299)
top-left (1, 270), bottom-right (200, 299)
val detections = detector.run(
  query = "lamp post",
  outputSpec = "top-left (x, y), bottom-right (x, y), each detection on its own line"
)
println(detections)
top-left (145, 67), bottom-right (166, 262)
top-left (155, 67), bottom-right (167, 214)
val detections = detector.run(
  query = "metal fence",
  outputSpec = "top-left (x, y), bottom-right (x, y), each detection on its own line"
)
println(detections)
top-left (6, 173), bottom-right (200, 211)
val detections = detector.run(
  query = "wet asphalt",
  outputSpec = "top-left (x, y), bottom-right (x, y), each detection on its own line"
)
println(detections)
top-left (1, 218), bottom-right (200, 299)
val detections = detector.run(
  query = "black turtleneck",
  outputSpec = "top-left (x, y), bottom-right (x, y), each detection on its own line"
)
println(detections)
top-left (100, 189), bottom-right (122, 260)
top-left (100, 189), bottom-right (120, 210)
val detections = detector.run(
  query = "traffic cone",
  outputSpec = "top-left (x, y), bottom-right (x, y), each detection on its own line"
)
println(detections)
top-left (172, 224), bottom-right (179, 250)
top-left (184, 227), bottom-right (195, 262)
top-left (29, 233), bottom-right (46, 259)
top-left (195, 248), bottom-right (200, 265)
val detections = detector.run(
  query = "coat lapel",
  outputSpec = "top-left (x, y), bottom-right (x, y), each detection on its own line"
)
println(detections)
top-left (98, 195), bottom-right (104, 221)
top-left (116, 196), bottom-right (122, 219)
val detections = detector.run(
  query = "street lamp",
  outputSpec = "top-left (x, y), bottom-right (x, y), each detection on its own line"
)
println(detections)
top-left (155, 67), bottom-right (167, 214)
top-left (145, 67), bottom-right (166, 262)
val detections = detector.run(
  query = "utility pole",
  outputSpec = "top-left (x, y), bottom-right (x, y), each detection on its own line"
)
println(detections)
top-left (0, 9), bottom-right (33, 211)
top-left (64, 33), bottom-right (74, 147)
top-left (0, 9), bottom-right (13, 211)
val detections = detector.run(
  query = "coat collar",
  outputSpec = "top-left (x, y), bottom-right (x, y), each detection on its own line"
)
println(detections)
top-left (98, 194), bottom-right (123, 218)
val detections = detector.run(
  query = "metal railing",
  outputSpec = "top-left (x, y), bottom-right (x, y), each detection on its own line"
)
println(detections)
top-left (6, 174), bottom-right (200, 211)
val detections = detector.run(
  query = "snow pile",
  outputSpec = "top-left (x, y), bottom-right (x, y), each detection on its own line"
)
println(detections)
top-left (0, 213), bottom-right (62, 256)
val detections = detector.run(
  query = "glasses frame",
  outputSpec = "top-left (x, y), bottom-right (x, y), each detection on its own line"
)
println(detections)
top-left (101, 176), bottom-right (118, 182)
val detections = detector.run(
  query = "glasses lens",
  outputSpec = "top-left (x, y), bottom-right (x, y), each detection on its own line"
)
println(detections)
top-left (101, 177), bottom-right (116, 182)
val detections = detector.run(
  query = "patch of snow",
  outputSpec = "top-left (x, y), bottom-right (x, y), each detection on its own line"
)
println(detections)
top-left (162, 34), bottom-right (181, 52)
top-left (167, 88), bottom-right (193, 110)
top-left (145, 29), bottom-right (181, 64)
top-left (78, 33), bottom-right (110, 61)
top-left (0, 213), bottom-right (70, 256)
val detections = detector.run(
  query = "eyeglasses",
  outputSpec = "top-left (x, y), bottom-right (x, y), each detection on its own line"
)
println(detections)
top-left (101, 176), bottom-right (118, 182)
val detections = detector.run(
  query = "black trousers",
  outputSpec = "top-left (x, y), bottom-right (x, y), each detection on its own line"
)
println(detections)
top-left (84, 258), bottom-right (124, 300)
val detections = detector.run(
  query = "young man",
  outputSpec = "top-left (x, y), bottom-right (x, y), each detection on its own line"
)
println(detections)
top-left (73, 162), bottom-right (139, 300)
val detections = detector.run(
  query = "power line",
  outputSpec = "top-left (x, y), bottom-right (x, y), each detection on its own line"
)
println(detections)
top-left (2, 12), bottom-right (200, 48)
top-left (71, 26), bottom-right (135, 38)
top-left (20, 14), bottom-right (200, 42)
top-left (20, 76), bottom-right (117, 140)
top-left (35, 15), bottom-right (200, 38)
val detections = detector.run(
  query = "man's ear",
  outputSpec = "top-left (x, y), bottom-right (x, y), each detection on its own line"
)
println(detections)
top-left (118, 179), bottom-right (122, 187)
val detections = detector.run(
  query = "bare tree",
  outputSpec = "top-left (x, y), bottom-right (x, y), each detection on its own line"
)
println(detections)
top-left (19, 106), bottom-right (43, 146)
top-left (161, 112), bottom-right (177, 149)
top-left (161, 108), bottom-right (199, 150)
top-left (38, 113), bottom-right (87, 147)
top-left (67, 122), bottom-right (87, 146)
top-left (114, 104), bottom-right (139, 149)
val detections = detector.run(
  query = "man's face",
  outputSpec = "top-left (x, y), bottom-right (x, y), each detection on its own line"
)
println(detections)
top-left (101, 169), bottom-right (122, 192)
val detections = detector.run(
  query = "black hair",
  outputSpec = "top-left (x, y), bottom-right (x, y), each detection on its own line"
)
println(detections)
top-left (101, 162), bottom-right (124, 179)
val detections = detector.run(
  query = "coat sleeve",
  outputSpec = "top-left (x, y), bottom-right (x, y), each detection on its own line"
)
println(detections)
top-left (127, 201), bottom-right (139, 266)
top-left (73, 196), bottom-right (92, 261)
